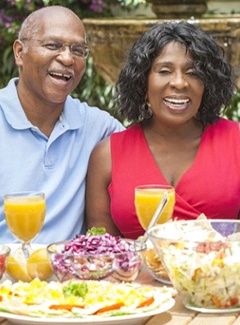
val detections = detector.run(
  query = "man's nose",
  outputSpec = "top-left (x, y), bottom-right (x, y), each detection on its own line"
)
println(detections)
top-left (57, 45), bottom-right (75, 63)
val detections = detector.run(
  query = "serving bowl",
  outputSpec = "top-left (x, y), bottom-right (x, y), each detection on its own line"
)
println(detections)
top-left (0, 245), bottom-right (10, 280)
top-left (147, 220), bottom-right (240, 313)
top-left (47, 235), bottom-right (146, 282)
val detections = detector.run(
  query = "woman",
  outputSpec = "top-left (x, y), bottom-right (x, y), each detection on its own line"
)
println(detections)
top-left (86, 21), bottom-right (240, 239)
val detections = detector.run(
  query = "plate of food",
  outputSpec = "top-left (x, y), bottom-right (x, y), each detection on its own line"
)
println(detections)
top-left (0, 278), bottom-right (175, 325)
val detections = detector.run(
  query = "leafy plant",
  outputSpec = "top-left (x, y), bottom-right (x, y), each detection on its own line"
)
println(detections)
top-left (224, 91), bottom-right (240, 121)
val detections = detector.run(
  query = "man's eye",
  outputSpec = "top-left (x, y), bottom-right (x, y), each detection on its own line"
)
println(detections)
top-left (72, 47), bottom-right (85, 56)
top-left (44, 43), bottom-right (61, 50)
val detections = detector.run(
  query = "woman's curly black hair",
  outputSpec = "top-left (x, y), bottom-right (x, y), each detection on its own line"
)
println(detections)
top-left (115, 21), bottom-right (236, 126)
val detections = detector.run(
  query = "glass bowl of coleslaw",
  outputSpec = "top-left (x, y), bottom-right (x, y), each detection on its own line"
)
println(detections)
top-left (47, 230), bottom-right (146, 282)
top-left (147, 219), bottom-right (240, 313)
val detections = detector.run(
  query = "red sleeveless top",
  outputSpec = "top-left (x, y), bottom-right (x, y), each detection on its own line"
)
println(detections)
top-left (108, 118), bottom-right (240, 239)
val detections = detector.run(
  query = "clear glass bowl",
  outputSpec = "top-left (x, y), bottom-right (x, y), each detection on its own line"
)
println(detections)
top-left (147, 220), bottom-right (240, 313)
top-left (47, 239), bottom-right (146, 282)
top-left (145, 243), bottom-right (171, 285)
top-left (0, 245), bottom-right (10, 280)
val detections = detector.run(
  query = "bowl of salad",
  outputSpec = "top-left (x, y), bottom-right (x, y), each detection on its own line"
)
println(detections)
top-left (47, 228), bottom-right (146, 282)
top-left (147, 219), bottom-right (240, 313)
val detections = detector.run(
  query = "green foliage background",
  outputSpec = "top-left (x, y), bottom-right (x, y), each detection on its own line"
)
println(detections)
top-left (0, 0), bottom-right (239, 122)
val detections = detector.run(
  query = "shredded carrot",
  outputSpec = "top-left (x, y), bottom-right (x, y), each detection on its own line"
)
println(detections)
top-left (212, 296), bottom-right (222, 308)
top-left (192, 267), bottom-right (201, 280)
top-left (94, 302), bottom-right (124, 314)
top-left (138, 296), bottom-right (154, 308)
top-left (49, 304), bottom-right (84, 311)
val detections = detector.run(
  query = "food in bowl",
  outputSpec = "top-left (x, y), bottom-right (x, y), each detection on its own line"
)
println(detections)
top-left (147, 220), bottom-right (240, 312)
top-left (0, 245), bottom-right (10, 280)
top-left (145, 246), bottom-right (170, 284)
top-left (47, 228), bottom-right (146, 282)
top-left (6, 246), bottom-right (53, 282)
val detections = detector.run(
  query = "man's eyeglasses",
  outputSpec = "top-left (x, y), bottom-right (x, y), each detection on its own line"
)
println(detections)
top-left (21, 39), bottom-right (90, 59)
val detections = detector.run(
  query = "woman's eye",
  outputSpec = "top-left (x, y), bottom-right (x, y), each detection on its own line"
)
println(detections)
top-left (186, 69), bottom-right (198, 76)
top-left (188, 72), bottom-right (199, 78)
top-left (159, 69), bottom-right (171, 74)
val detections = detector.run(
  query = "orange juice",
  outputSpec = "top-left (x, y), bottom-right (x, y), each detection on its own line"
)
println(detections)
top-left (4, 195), bottom-right (46, 242)
top-left (135, 185), bottom-right (175, 230)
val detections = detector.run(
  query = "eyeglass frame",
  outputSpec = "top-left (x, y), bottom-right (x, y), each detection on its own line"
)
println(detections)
top-left (19, 37), bottom-right (90, 59)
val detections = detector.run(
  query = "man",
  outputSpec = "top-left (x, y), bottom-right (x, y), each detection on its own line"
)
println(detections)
top-left (0, 6), bottom-right (124, 243)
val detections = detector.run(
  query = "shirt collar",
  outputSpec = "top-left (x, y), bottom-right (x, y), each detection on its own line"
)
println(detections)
top-left (0, 78), bottom-right (83, 131)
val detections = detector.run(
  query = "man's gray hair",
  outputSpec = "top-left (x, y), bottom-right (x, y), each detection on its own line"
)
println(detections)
top-left (18, 10), bottom-right (40, 40)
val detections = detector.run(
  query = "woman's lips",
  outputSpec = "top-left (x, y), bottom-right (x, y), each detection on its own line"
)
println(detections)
top-left (163, 97), bottom-right (190, 111)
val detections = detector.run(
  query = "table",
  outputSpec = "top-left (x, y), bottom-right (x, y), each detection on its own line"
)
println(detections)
top-left (1, 270), bottom-right (240, 325)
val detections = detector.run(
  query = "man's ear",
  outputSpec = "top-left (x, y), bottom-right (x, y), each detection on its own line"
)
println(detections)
top-left (13, 39), bottom-right (25, 67)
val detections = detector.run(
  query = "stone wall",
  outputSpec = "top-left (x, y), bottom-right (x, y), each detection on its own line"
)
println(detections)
top-left (83, 17), bottom-right (240, 88)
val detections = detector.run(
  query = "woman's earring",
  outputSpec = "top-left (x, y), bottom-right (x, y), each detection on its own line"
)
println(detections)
top-left (140, 100), bottom-right (153, 120)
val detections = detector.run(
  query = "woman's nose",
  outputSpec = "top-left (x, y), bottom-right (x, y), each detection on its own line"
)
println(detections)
top-left (169, 72), bottom-right (189, 89)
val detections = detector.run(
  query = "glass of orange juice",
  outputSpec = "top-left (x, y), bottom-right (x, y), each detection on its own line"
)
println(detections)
top-left (4, 191), bottom-right (46, 258)
top-left (134, 184), bottom-right (175, 230)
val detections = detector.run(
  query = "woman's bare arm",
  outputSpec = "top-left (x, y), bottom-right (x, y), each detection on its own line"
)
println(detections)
top-left (85, 137), bottom-right (122, 236)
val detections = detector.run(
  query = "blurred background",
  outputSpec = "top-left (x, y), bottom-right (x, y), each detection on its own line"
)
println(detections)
top-left (0, 0), bottom-right (239, 124)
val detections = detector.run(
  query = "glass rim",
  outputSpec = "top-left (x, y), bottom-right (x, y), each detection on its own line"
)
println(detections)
top-left (4, 191), bottom-right (45, 198)
top-left (146, 219), bottom-right (240, 240)
top-left (0, 245), bottom-right (11, 256)
top-left (135, 184), bottom-right (174, 190)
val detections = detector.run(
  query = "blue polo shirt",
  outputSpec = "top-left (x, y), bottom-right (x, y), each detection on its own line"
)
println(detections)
top-left (0, 78), bottom-right (124, 244)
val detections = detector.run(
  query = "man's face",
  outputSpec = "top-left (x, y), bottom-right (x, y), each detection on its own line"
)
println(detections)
top-left (14, 10), bottom-right (88, 106)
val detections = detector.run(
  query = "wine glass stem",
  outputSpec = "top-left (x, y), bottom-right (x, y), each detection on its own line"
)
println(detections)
top-left (22, 242), bottom-right (32, 259)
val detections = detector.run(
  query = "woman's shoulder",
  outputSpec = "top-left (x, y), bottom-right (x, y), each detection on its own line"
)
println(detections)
top-left (110, 123), bottom-right (142, 139)
top-left (203, 118), bottom-right (240, 151)
top-left (207, 117), bottom-right (239, 133)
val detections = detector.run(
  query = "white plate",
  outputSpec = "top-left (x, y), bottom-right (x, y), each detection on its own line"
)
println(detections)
top-left (1, 243), bottom-right (175, 324)
top-left (0, 299), bottom-right (175, 325)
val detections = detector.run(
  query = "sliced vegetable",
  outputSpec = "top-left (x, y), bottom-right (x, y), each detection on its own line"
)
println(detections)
top-left (94, 302), bottom-right (124, 314)
top-left (138, 296), bottom-right (155, 308)
top-left (49, 304), bottom-right (84, 311)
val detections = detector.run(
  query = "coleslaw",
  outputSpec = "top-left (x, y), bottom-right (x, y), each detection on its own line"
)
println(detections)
top-left (162, 240), bottom-right (240, 310)
top-left (151, 220), bottom-right (240, 311)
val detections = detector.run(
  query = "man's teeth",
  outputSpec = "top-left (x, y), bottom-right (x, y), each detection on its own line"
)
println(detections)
top-left (50, 72), bottom-right (71, 80)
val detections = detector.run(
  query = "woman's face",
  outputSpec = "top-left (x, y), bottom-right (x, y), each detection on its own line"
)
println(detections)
top-left (147, 41), bottom-right (204, 126)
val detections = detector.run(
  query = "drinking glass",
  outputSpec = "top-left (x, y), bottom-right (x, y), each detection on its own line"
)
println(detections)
top-left (134, 184), bottom-right (175, 230)
top-left (4, 191), bottom-right (46, 258)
